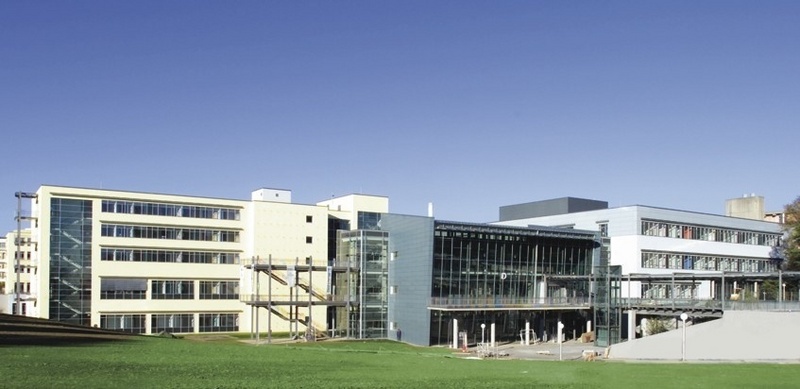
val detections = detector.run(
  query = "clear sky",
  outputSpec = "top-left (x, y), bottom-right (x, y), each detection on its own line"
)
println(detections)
top-left (2, 1), bottom-right (799, 234)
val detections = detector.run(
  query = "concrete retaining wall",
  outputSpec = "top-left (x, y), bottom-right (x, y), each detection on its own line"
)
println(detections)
top-left (608, 311), bottom-right (800, 361)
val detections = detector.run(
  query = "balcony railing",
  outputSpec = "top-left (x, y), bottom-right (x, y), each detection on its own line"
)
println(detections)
top-left (622, 298), bottom-right (800, 312)
top-left (241, 294), bottom-right (358, 304)
top-left (429, 296), bottom-right (591, 310)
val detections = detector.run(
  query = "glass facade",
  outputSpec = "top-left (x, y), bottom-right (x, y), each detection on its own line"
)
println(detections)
top-left (335, 229), bottom-right (389, 339)
top-left (428, 222), bottom-right (597, 346)
top-left (49, 198), bottom-right (93, 325)
top-left (594, 264), bottom-right (622, 347)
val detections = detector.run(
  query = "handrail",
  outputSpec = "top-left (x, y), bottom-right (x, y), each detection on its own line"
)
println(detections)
top-left (429, 296), bottom-right (591, 309)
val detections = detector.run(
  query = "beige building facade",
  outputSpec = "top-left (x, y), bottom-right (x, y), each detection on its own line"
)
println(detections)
top-left (12, 185), bottom-right (386, 335)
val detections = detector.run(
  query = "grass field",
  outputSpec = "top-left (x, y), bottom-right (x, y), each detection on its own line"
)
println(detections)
top-left (1, 337), bottom-right (799, 388)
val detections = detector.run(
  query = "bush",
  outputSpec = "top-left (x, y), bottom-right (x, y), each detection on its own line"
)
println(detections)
top-left (646, 318), bottom-right (671, 335)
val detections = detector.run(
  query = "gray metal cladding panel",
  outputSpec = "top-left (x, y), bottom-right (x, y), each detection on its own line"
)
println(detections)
top-left (382, 213), bottom-right (434, 346)
top-left (499, 197), bottom-right (608, 221)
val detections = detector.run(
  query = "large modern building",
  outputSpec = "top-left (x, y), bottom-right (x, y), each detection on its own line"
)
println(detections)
top-left (380, 215), bottom-right (603, 346)
top-left (495, 197), bottom-right (784, 300)
top-left (8, 185), bottom-right (387, 336)
top-left (3, 186), bottom-right (790, 348)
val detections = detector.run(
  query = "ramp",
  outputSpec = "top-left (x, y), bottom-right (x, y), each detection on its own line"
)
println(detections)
top-left (608, 311), bottom-right (800, 361)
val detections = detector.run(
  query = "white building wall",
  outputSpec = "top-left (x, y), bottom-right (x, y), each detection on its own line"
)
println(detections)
top-left (317, 194), bottom-right (389, 227)
top-left (495, 204), bottom-right (782, 299)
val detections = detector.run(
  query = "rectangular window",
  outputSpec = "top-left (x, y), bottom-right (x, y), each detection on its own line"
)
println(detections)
top-left (306, 236), bottom-right (313, 244)
top-left (598, 223), bottom-right (608, 237)
top-left (199, 313), bottom-right (239, 332)
top-left (152, 314), bottom-right (194, 333)
top-left (100, 314), bottom-right (146, 334)
top-left (199, 281), bottom-right (239, 299)
top-left (306, 215), bottom-right (313, 223)
top-left (100, 278), bottom-right (147, 299)
top-left (151, 280), bottom-right (195, 299)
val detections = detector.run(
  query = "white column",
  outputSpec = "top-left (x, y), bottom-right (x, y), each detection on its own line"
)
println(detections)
top-left (490, 323), bottom-right (496, 348)
top-left (452, 319), bottom-right (458, 349)
top-left (557, 321), bottom-right (564, 361)
top-left (586, 320), bottom-right (592, 334)
top-left (627, 310), bottom-right (636, 341)
top-left (525, 321), bottom-right (530, 345)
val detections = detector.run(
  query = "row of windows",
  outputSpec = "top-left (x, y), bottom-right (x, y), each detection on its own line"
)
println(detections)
top-left (641, 250), bottom-right (778, 272)
top-left (101, 200), bottom-right (240, 220)
top-left (154, 313), bottom-right (239, 333)
top-left (152, 280), bottom-right (194, 299)
top-left (641, 220), bottom-right (780, 247)
top-left (199, 281), bottom-right (239, 299)
top-left (101, 248), bottom-right (240, 264)
top-left (434, 231), bottom-right (534, 241)
top-left (152, 313), bottom-right (194, 333)
top-left (641, 283), bottom-right (697, 299)
top-left (100, 314), bottom-right (147, 334)
top-left (101, 224), bottom-right (240, 242)
top-left (100, 290), bottom-right (146, 299)
top-left (100, 279), bottom-right (239, 300)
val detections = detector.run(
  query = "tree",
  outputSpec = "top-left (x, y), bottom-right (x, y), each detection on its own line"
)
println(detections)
top-left (761, 279), bottom-right (779, 300)
top-left (783, 196), bottom-right (800, 271)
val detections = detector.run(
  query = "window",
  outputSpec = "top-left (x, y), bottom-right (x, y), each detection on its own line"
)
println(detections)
top-left (199, 313), bottom-right (239, 332)
top-left (306, 236), bottom-right (313, 244)
top-left (151, 280), bottom-right (194, 299)
top-left (101, 278), bottom-right (146, 299)
top-left (199, 281), bottom-right (239, 299)
top-left (152, 314), bottom-right (194, 333)
top-left (598, 223), bottom-right (608, 237)
top-left (306, 215), bottom-right (313, 223)
top-left (101, 314), bottom-right (146, 334)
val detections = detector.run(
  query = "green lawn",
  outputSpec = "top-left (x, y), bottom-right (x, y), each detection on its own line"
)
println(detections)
top-left (1, 337), bottom-right (798, 388)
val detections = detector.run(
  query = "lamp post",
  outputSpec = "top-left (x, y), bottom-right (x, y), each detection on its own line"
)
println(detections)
top-left (680, 313), bottom-right (688, 362)
top-left (481, 323), bottom-right (486, 344)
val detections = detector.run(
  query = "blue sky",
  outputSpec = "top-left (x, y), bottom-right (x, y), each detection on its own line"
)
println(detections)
top-left (2, 1), bottom-right (799, 233)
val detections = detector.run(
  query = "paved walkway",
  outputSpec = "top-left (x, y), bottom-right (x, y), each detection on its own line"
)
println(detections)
top-left (461, 340), bottom-right (602, 361)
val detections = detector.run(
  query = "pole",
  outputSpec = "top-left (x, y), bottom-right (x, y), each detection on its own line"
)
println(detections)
top-left (256, 256), bottom-right (260, 344)
top-left (14, 193), bottom-right (22, 315)
top-left (268, 255), bottom-right (272, 344)
top-left (308, 256), bottom-right (313, 340)
top-left (680, 313), bottom-right (688, 361)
